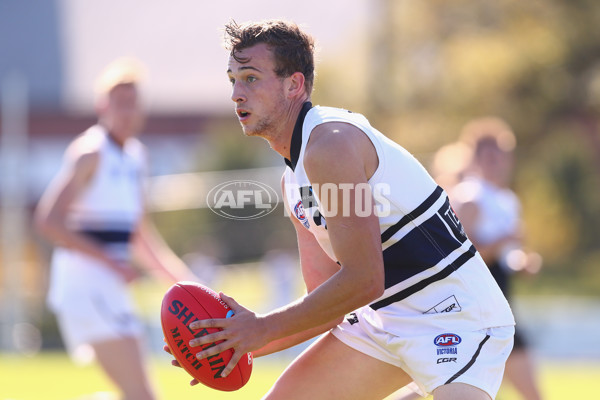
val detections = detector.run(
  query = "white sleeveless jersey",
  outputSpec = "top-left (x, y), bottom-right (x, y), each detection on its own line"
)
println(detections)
top-left (451, 176), bottom-right (520, 246)
top-left (451, 176), bottom-right (521, 271)
top-left (67, 125), bottom-right (146, 232)
top-left (47, 125), bottom-right (147, 311)
top-left (66, 124), bottom-right (147, 259)
top-left (283, 103), bottom-right (514, 329)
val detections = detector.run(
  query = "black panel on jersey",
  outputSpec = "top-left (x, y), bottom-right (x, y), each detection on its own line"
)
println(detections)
top-left (381, 186), bottom-right (444, 243)
top-left (370, 245), bottom-right (476, 310)
top-left (380, 214), bottom-right (466, 289)
top-left (80, 230), bottom-right (131, 244)
top-left (284, 101), bottom-right (313, 171)
top-left (437, 196), bottom-right (467, 244)
top-left (370, 184), bottom-right (476, 309)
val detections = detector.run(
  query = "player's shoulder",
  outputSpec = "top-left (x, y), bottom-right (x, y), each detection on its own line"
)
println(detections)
top-left (303, 129), bottom-right (368, 183)
top-left (120, 135), bottom-right (148, 164)
top-left (307, 104), bottom-right (371, 142)
top-left (308, 105), bottom-right (367, 124)
top-left (452, 177), bottom-right (485, 204)
top-left (64, 125), bottom-right (105, 166)
top-left (302, 105), bottom-right (372, 171)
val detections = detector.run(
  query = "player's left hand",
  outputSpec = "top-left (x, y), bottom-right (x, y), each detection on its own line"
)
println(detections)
top-left (188, 293), bottom-right (267, 378)
top-left (162, 342), bottom-right (200, 386)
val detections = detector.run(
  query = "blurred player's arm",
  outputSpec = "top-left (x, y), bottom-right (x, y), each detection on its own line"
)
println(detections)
top-left (129, 142), bottom-right (198, 284)
top-left (455, 200), bottom-right (542, 273)
top-left (131, 214), bottom-right (198, 284)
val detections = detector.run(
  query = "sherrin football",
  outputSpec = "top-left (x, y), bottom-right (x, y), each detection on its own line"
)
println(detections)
top-left (160, 281), bottom-right (253, 391)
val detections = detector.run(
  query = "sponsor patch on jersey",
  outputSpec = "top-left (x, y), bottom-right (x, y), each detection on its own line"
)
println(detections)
top-left (294, 200), bottom-right (310, 229)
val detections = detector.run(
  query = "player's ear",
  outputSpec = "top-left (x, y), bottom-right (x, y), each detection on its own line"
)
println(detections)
top-left (95, 93), bottom-right (109, 115)
top-left (285, 72), bottom-right (306, 99)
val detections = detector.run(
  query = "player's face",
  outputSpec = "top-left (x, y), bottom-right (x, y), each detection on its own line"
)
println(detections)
top-left (478, 143), bottom-right (514, 184)
top-left (227, 43), bottom-right (288, 138)
top-left (102, 83), bottom-right (144, 142)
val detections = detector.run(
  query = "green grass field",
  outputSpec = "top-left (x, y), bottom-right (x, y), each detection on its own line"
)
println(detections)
top-left (0, 352), bottom-right (598, 400)
top-left (0, 352), bottom-right (286, 400)
top-left (4, 272), bottom-right (598, 399)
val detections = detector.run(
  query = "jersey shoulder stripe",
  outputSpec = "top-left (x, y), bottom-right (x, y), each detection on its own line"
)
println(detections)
top-left (381, 185), bottom-right (444, 243)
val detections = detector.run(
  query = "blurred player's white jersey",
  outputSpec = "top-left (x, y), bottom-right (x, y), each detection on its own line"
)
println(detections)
top-left (66, 124), bottom-right (146, 251)
top-left (47, 125), bottom-right (147, 358)
top-left (452, 176), bottom-right (521, 271)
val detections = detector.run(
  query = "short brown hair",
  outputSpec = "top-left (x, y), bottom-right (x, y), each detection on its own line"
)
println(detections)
top-left (224, 19), bottom-right (315, 94)
top-left (459, 117), bottom-right (517, 155)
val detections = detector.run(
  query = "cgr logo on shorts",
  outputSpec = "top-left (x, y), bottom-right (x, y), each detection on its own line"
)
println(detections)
top-left (424, 295), bottom-right (462, 315)
top-left (207, 180), bottom-right (279, 220)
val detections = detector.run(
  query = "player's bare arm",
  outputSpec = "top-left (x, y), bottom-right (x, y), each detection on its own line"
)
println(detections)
top-left (287, 120), bottom-right (384, 318)
top-left (251, 177), bottom-right (344, 357)
top-left (184, 176), bottom-right (345, 369)
top-left (167, 177), bottom-right (342, 378)
top-left (131, 213), bottom-right (196, 283)
top-left (188, 122), bottom-right (384, 376)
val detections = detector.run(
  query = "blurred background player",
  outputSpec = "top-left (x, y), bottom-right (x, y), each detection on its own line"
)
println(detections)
top-left (391, 120), bottom-right (544, 400)
top-left (34, 58), bottom-right (196, 400)
top-left (429, 140), bottom-right (474, 193)
top-left (387, 142), bottom-right (481, 400)
top-left (450, 117), bottom-right (544, 400)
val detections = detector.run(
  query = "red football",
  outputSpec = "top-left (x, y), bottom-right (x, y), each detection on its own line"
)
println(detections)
top-left (160, 281), bottom-right (253, 391)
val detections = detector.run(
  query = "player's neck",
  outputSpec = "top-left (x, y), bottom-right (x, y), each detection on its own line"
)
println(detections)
top-left (105, 129), bottom-right (128, 149)
top-left (270, 98), bottom-right (310, 160)
top-left (481, 170), bottom-right (507, 188)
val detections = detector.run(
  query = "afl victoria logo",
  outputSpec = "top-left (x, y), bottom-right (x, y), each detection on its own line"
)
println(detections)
top-left (294, 200), bottom-right (306, 221)
top-left (434, 333), bottom-right (462, 347)
top-left (207, 180), bottom-right (279, 220)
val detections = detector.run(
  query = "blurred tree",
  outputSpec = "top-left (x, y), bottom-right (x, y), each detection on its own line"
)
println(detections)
top-left (312, 0), bottom-right (600, 295)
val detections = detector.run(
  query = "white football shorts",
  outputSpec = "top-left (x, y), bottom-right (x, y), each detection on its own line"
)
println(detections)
top-left (331, 308), bottom-right (514, 398)
top-left (48, 248), bottom-right (143, 362)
